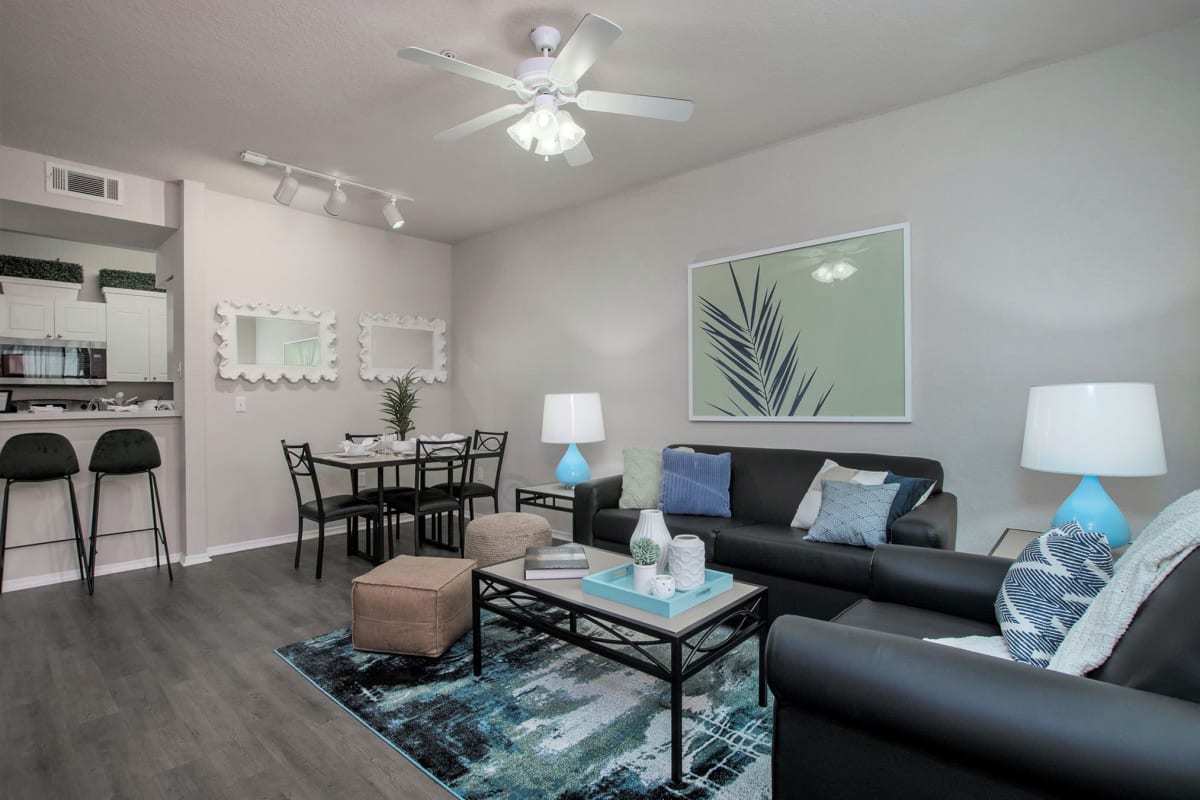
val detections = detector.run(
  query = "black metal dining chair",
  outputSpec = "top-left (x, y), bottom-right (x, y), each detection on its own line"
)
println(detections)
top-left (0, 432), bottom-right (88, 594)
top-left (86, 428), bottom-right (172, 595)
top-left (281, 441), bottom-right (385, 579)
top-left (344, 432), bottom-right (412, 548)
top-left (431, 429), bottom-right (507, 520)
top-left (387, 438), bottom-right (472, 556)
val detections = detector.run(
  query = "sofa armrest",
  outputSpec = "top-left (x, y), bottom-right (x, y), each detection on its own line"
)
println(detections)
top-left (869, 544), bottom-right (1010, 624)
top-left (890, 491), bottom-right (956, 549)
top-left (767, 616), bottom-right (1200, 799)
top-left (572, 475), bottom-right (623, 547)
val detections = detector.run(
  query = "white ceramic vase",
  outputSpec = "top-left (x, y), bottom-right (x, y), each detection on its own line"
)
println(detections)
top-left (632, 563), bottom-right (657, 594)
top-left (629, 509), bottom-right (672, 573)
top-left (668, 534), bottom-right (706, 591)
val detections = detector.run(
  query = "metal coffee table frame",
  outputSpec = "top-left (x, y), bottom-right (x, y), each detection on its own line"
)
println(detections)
top-left (471, 549), bottom-right (767, 786)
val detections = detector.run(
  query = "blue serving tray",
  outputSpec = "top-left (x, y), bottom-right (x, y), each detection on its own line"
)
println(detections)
top-left (581, 563), bottom-right (734, 617)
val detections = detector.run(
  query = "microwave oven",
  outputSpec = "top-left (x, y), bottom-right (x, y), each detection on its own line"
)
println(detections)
top-left (0, 338), bottom-right (107, 385)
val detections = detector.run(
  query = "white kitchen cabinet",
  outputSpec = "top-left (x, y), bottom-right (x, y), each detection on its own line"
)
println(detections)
top-left (103, 288), bottom-right (169, 382)
top-left (0, 295), bottom-right (107, 341)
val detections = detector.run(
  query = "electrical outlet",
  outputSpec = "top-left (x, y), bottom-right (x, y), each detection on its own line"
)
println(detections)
top-left (235, 396), bottom-right (247, 413)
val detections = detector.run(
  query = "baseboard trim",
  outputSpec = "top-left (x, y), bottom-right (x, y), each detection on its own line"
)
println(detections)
top-left (2, 513), bottom-right (420, 592)
top-left (1, 552), bottom-right (181, 594)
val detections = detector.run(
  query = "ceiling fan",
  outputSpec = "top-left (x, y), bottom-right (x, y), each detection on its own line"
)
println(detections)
top-left (397, 13), bottom-right (694, 166)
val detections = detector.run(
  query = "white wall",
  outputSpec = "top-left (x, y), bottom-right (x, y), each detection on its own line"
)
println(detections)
top-left (201, 190), bottom-right (452, 548)
top-left (451, 23), bottom-right (1200, 553)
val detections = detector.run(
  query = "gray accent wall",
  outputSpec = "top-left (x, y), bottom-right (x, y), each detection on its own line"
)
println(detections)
top-left (450, 23), bottom-right (1200, 553)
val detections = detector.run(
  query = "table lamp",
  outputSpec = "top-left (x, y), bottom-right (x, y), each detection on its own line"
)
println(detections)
top-left (542, 393), bottom-right (605, 487)
top-left (1020, 382), bottom-right (1166, 547)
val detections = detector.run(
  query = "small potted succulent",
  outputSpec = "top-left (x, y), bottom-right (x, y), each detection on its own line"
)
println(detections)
top-left (630, 539), bottom-right (661, 594)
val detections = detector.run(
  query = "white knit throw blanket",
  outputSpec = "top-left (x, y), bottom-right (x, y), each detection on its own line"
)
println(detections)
top-left (1047, 489), bottom-right (1200, 676)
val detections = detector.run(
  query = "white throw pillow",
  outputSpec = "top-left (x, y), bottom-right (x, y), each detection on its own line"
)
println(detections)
top-left (790, 459), bottom-right (889, 529)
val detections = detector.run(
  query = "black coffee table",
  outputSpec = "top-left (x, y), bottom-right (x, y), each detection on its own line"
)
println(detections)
top-left (472, 545), bottom-right (768, 785)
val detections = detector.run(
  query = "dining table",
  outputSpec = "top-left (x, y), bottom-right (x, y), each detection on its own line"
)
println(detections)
top-left (309, 444), bottom-right (484, 565)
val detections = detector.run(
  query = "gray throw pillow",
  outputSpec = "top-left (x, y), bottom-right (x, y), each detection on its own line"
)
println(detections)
top-left (619, 446), bottom-right (694, 509)
top-left (804, 480), bottom-right (900, 549)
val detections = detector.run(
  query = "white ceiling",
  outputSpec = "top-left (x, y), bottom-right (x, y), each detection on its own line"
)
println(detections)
top-left (2, 1), bottom-right (1199, 243)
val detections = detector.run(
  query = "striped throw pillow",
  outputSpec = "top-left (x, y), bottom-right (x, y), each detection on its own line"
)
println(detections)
top-left (995, 521), bottom-right (1114, 667)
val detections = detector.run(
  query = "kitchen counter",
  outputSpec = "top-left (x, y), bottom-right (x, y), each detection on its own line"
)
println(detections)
top-left (0, 409), bottom-right (181, 422)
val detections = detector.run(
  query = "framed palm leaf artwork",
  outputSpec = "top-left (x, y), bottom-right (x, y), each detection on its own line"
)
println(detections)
top-left (689, 223), bottom-right (911, 422)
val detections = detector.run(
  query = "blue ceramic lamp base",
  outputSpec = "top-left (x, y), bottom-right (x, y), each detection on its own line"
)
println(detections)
top-left (555, 443), bottom-right (591, 487)
top-left (1051, 475), bottom-right (1130, 548)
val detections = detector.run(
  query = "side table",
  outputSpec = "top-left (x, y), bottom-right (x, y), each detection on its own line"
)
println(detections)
top-left (515, 482), bottom-right (575, 540)
top-left (990, 526), bottom-right (1127, 560)
top-left (989, 528), bottom-right (1039, 559)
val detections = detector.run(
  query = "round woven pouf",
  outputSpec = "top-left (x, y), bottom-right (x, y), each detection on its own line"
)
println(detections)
top-left (464, 512), bottom-right (553, 567)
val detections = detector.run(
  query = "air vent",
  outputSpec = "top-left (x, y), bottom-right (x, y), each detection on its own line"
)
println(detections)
top-left (45, 161), bottom-right (124, 204)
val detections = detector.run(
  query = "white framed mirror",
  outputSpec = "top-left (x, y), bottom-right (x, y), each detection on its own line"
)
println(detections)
top-left (215, 300), bottom-right (337, 383)
top-left (358, 312), bottom-right (447, 383)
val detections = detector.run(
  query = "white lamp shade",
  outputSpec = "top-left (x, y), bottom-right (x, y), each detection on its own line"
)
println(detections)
top-left (542, 393), bottom-right (605, 444)
top-left (1021, 382), bottom-right (1166, 477)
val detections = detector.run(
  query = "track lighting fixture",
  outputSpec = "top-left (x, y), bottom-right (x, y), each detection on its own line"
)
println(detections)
top-left (239, 151), bottom-right (413, 230)
top-left (273, 168), bottom-right (299, 205)
top-left (382, 197), bottom-right (405, 230)
top-left (324, 182), bottom-right (347, 216)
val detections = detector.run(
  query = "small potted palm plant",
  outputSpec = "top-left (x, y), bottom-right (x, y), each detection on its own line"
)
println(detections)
top-left (380, 368), bottom-right (422, 445)
top-left (630, 539), bottom-right (660, 594)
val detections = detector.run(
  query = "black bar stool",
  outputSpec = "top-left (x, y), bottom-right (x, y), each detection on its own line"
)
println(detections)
top-left (86, 428), bottom-right (172, 595)
top-left (0, 432), bottom-right (88, 594)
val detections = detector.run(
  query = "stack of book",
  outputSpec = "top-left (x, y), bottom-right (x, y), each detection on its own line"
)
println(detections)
top-left (524, 543), bottom-right (590, 580)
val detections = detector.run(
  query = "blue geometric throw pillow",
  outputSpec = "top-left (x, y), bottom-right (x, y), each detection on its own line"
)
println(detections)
top-left (994, 521), bottom-right (1114, 667)
top-left (659, 448), bottom-right (732, 517)
top-left (804, 480), bottom-right (900, 549)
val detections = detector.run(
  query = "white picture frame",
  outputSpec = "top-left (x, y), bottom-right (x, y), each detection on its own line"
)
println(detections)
top-left (688, 222), bottom-right (911, 422)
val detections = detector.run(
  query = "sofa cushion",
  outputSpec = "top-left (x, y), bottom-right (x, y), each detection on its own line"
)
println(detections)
top-left (833, 598), bottom-right (1002, 640)
top-left (659, 448), bottom-right (731, 517)
top-left (805, 480), bottom-right (900, 549)
top-left (592, 508), bottom-right (751, 560)
top-left (715, 523), bottom-right (875, 594)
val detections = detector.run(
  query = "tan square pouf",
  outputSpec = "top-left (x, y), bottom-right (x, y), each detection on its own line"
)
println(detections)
top-left (351, 555), bottom-right (476, 657)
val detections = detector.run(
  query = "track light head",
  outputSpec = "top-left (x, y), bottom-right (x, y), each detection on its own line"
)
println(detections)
top-left (240, 150), bottom-right (269, 166)
top-left (273, 169), bottom-right (300, 206)
top-left (383, 197), bottom-right (405, 230)
top-left (324, 181), bottom-right (347, 216)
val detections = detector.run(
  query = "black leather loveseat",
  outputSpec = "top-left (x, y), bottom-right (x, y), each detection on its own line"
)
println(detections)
top-left (573, 444), bottom-right (957, 620)
top-left (766, 544), bottom-right (1200, 799)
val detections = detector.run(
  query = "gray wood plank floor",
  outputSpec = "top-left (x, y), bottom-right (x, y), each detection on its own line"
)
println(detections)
top-left (0, 528), bottom-right (457, 799)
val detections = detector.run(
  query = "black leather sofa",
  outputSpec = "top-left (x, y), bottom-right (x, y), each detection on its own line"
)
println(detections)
top-left (573, 444), bottom-right (957, 620)
top-left (766, 544), bottom-right (1200, 799)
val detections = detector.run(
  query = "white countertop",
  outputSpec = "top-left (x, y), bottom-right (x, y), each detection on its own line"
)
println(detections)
top-left (0, 409), bottom-right (182, 422)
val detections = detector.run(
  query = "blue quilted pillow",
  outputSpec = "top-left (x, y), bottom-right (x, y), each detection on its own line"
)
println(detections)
top-left (804, 480), bottom-right (900, 549)
top-left (658, 449), bottom-right (731, 517)
top-left (995, 521), bottom-right (1114, 667)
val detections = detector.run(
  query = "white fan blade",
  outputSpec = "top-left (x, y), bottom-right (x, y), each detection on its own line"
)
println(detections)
top-left (434, 104), bottom-right (528, 142)
top-left (397, 47), bottom-right (514, 89)
top-left (576, 90), bottom-right (693, 122)
top-left (548, 14), bottom-right (622, 85)
top-left (564, 139), bottom-right (593, 166)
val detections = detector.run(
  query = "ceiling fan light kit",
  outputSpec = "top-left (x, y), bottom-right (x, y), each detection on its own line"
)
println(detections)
top-left (398, 13), bottom-right (693, 166)
top-left (239, 151), bottom-right (413, 230)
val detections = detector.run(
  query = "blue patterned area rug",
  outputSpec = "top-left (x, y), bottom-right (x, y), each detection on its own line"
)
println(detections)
top-left (275, 614), bottom-right (771, 799)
